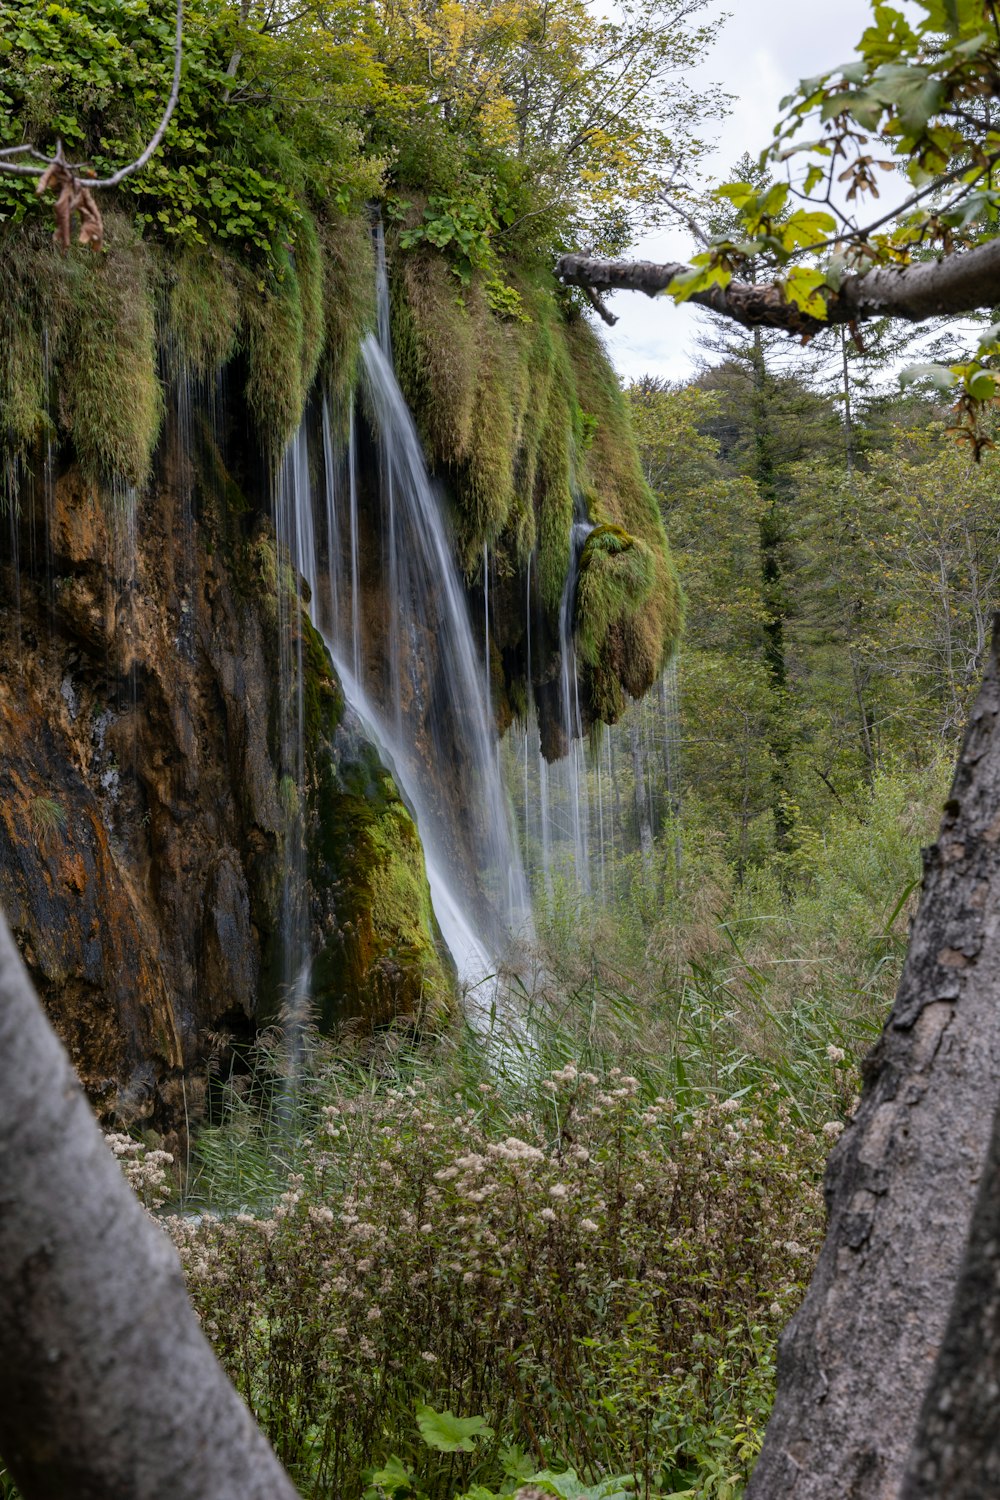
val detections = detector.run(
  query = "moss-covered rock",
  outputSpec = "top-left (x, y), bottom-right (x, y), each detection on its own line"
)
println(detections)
top-left (389, 238), bottom-right (683, 733)
top-left (300, 611), bottom-right (455, 1028)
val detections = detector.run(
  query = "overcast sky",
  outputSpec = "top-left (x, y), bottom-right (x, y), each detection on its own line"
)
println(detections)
top-left (601, 0), bottom-right (883, 383)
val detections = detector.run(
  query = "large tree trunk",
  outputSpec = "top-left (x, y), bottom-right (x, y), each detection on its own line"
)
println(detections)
top-left (748, 618), bottom-right (1000, 1498)
top-left (0, 912), bottom-right (299, 1500)
top-left (902, 1076), bottom-right (1000, 1497)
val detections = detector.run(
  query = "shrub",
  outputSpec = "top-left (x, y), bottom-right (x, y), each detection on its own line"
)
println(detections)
top-left (170, 1059), bottom-right (827, 1498)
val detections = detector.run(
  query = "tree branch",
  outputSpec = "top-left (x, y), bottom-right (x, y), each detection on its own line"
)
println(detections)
top-left (0, 0), bottom-right (183, 189)
top-left (556, 236), bottom-right (1000, 335)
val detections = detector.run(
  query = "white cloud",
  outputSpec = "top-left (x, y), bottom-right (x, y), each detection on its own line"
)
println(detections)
top-left (599, 0), bottom-right (879, 384)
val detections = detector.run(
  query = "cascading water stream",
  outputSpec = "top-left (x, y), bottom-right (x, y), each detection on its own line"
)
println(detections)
top-left (507, 499), bottom-right (683, 904)
top-left (273, 229), bottom-right (532, 1034)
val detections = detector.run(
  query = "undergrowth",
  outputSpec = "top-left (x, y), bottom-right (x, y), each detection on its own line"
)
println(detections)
top-left (173, 1030), bottom-right (831, 1500)
top-left (152, 760), bottom-right (942, 1500)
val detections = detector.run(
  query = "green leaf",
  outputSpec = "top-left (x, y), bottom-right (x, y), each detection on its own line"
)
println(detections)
top-left (714, 181), bottom-right (756, 210)
top-left (872, 64), bottom-right (944, 135)
top-left (782, 266), bottom-right (829, 317)
top-left (780, 208), bottom-right (837, 251)
top-left (967, 369), bottom-right (997, 401)
top-left (802, 163), bottom-right (825, 196)
top-left (365, 1456), bottom-right (419, 1499)
top-left (500, 1444), bottom-right (536, 1481)
top-left (666, 261), bottom-right (733, 304)
top-left (899, 362), bottom-right (958, 390)
top-left (415, 1405), bottom-right (494, 1454)
top-left (527, 1470), bottom-right (636, 1500)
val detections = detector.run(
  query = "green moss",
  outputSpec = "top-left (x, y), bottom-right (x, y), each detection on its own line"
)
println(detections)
top-left (300, 607), bottom-right (346, 748)
top-left (295, 208), bottom-right (326, 403)
top-left (241, 262), bottom-right (309, 462)
top-left (320, 214), bottom-right (376, 410)
top-left (166, 248), bottom-right (241, 376)
top-left (301, 612), bottom-right (454, 1029)
top-left (0, 236), bottom-right (48, 461)
top-left (396, 243), bottom-right (479, 467)
top-left (0, 206), bottom-right (384, 490)
top-left (534, 376), bottom-right (574, 613)
top-left (60, 228), bottom-right (162, 487)
top-left (460, 320), bottom-right (517, 564)
top-left (576, 524), bottom-right (657, 720)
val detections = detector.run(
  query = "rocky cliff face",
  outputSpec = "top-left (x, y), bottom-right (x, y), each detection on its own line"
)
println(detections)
top-left (0, 385), bottom-right (452, 1137)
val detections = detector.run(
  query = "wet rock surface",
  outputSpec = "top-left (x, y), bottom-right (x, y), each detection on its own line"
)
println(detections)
top-left (0, 393), bottom-right (452, 1133)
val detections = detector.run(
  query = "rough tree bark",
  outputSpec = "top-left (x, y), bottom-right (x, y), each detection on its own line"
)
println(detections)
top-left (556, 234), bottom-right (1000, 334)
top-left (0, 912), bottom-right (299, 1500)
top-left (902, 1076), bottom-right (1000, 1497)
top-left (746, 618), bottom-right (1000, 1498)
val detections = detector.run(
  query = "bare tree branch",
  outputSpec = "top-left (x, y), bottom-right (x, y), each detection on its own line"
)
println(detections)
top-left (580, 283), bottom-right (618, 326)
top-left (556, 236), bottom-right (1000, 335)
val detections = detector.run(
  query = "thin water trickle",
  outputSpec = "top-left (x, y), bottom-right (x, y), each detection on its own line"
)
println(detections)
top-left (348, 397), bottom-right (362, 682)
top-left (483, 546), bottom-right (489, 709)
top-left (507, 617), bottom-right (683, 905)
top-left (272, 429), bottom-right (316, 1106)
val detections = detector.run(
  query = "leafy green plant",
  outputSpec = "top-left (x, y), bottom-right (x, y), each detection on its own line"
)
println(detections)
top-left (416, 1407), bottom-right (495, 1455)
top-left (400, 194), bottom-right (497, 285)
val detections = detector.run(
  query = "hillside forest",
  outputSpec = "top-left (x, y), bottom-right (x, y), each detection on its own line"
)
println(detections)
top-left (2, 0), bottom-right (999, 1496)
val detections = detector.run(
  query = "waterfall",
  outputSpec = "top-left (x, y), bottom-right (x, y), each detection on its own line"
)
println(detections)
top-left (507, 518), bottom-right (684, 907)
top-left (269, 224), bottom-right (682, 1031)
top-left (273, 232), bottom-right (532, 1029)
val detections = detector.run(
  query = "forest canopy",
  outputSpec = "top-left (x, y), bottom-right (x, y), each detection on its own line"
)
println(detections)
top-left (0, 0), bottom-right (725, 270)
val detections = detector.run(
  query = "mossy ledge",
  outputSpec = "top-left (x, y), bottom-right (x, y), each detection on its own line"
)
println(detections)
top-left (1, 206), bottom-right (680, 736)
top-left (0, 209), bottom-right (377, 488)
top-left (388, 236), bottom-right (683, 732)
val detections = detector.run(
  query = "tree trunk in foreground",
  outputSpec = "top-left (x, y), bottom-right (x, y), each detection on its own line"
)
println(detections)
top-left (902, 1070), bottom-right (1000, 1497)
top-left (0, 913), bottom-right (299, 1500)
top-left (748, 617), bottom-right (1000, 1498)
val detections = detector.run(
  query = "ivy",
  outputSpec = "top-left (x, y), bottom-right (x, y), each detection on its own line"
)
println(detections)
top-left (0, 0), bottom-right (380, 267)
top-left (399, 194), bottom-right (498, 285)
